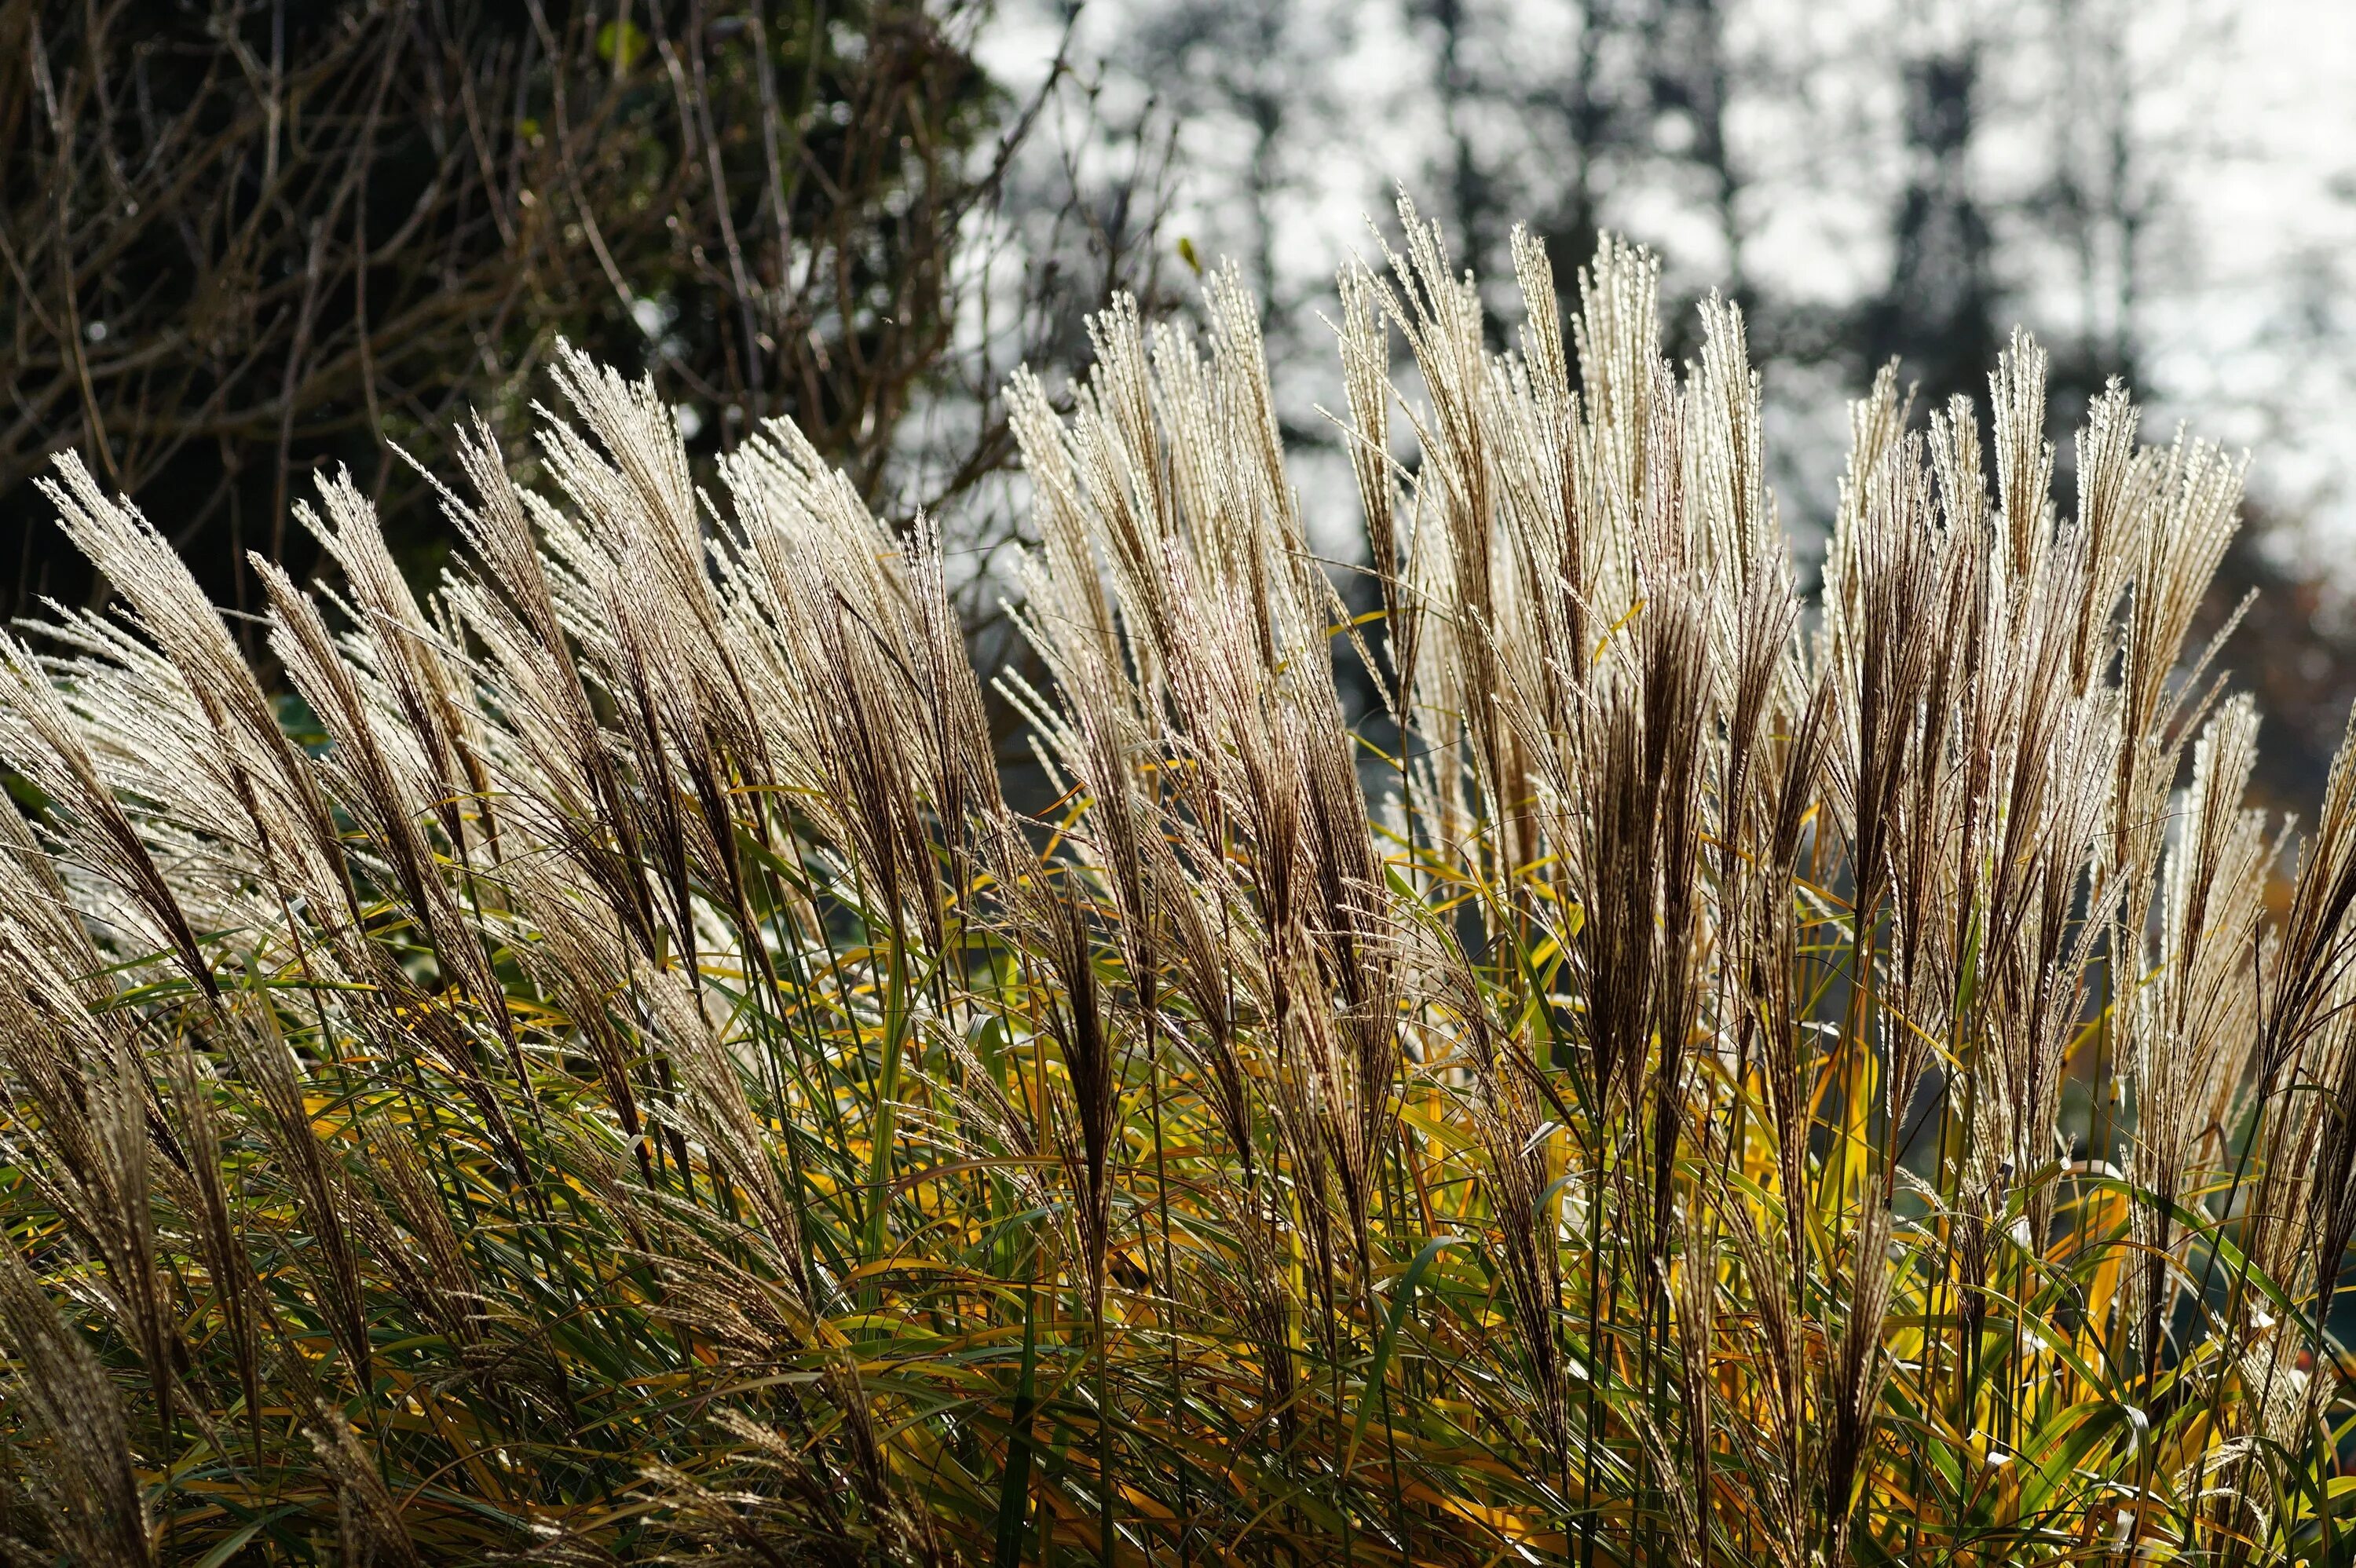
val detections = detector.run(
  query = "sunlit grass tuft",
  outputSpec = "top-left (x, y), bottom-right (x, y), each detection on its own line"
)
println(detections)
top-left (0, 203), bottom-right (2350, 1565)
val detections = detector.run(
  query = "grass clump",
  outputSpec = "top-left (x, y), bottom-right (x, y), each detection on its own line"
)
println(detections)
top-left (1, 203), bottom-right (2351, 1565)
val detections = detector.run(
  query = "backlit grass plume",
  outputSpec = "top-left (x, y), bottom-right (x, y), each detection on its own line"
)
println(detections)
top-left (2, 201), bottom-right (2353, 1564)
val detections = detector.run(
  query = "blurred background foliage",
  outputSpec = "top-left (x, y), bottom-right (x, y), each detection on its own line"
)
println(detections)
top-left (2, 0), bottom-right (2351, 806)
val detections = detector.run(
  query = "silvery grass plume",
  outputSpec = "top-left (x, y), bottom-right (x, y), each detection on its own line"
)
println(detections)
top-left (1, 200), bottom-right (2352, 1566)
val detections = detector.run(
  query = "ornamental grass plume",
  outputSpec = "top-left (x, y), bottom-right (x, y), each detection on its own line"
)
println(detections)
top-left (3, 199), bottom-right (2354, 1565)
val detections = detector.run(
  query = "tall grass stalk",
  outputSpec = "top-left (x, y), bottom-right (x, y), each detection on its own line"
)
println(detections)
top-left (1, 203), bottom-right (2351, 1564)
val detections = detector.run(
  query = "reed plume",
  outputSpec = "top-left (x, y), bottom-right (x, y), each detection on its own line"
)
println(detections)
top-left (1, 203), bottom-right (2351, 1566)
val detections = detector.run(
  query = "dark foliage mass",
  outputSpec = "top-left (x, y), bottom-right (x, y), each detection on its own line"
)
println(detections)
top-left (0, 0), bottom-right (1135, 627)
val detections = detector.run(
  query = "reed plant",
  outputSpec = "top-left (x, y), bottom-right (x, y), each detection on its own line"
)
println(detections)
top-left (1, 203), bottom-right (2351, 1564)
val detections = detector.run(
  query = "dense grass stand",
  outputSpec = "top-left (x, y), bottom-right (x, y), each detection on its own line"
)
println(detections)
top-left (0, 203), bottom-right (2350, 1564)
